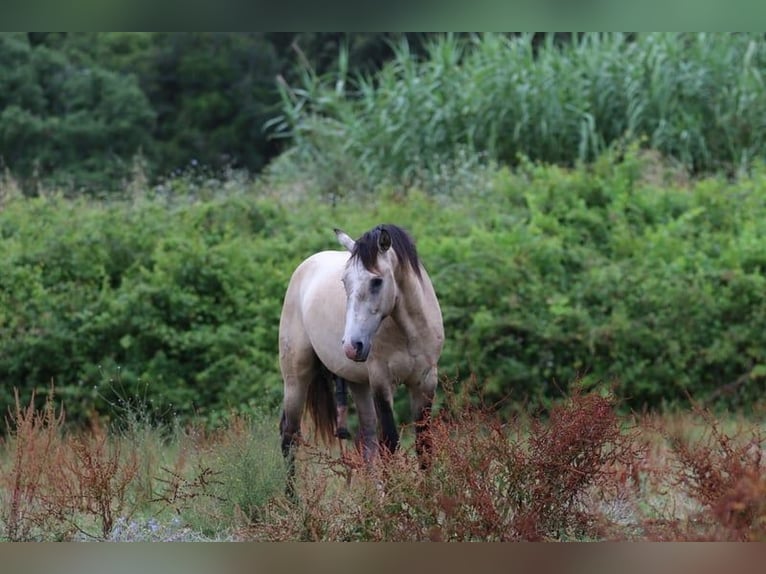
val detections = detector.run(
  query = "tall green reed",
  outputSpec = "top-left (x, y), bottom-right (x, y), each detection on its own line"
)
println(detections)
top-left (268, 32), bottom-right (766, 196)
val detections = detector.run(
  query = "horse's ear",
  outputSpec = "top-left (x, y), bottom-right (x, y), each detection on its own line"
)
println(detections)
top-left (334, 228), bottom-right (356, 252)
top-left (378, 228), bottom-right (392, 252)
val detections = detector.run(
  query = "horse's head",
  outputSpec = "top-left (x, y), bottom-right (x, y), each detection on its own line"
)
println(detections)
top-left (334, 225), bottom-right (420, 362)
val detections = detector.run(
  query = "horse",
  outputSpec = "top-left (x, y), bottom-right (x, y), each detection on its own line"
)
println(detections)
top-left (278, 224), bottom-right (444, 493)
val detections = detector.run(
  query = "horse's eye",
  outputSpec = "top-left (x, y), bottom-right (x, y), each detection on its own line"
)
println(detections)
top-left (370, 277), bottom-right (383, 291)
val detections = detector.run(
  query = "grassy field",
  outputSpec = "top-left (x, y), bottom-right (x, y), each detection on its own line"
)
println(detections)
top-left (1, 384), bottom-right (763, 541)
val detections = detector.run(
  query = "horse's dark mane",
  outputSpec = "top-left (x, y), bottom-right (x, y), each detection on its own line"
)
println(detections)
top-left (350, 224), bottom-right (422, 280)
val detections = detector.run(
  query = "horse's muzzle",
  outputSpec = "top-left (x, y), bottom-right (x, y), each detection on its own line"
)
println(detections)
top-left (343, 340), bottom-right (369, 362)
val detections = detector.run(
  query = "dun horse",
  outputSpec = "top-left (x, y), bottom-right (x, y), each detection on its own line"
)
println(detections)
top-left (279, 224), bottom-right (444, 492)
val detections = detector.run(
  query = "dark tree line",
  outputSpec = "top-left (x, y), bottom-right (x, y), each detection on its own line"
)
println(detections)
top-left (1, 32), bottom-right (469, 193)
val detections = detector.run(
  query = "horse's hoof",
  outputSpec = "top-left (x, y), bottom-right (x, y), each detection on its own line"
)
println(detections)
top-left (335, 427), bottom-right (352, 440)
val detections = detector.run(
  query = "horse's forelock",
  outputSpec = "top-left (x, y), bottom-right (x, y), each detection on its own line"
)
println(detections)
top-left (350, 224), bottom-right (422, 280)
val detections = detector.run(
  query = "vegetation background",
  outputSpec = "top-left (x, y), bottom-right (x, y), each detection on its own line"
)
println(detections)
top-left (2, 32), bottom-right (765, 424)
top-left (1, 31), bottom-right (766, 541)
top-left (1, 33), bottom-right (465, 193)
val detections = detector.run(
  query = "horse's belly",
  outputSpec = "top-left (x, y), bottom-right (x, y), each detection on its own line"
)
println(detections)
top-left (327, 360), bottom-right (370, 384)
top-left (313, 336), bottom-right (415, 386)
top-left (319, 354), bottom-right (414, 386)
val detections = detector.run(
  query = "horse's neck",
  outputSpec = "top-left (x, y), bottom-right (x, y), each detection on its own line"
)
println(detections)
top-left (391, 267), bottom-right (440, 355)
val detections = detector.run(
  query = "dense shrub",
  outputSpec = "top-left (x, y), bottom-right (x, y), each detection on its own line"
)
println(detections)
top-left (1, 148), bottom-right (766, 423)
top-left (251, 387), bottom-right (636, 541)
top-left (429, 151), bottom-right (766, 410)
top-left (0, 182), bottom-right (298, 424)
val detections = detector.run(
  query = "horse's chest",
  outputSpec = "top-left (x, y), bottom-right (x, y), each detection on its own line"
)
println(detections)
top-left (370, 336), bottom-right (420, 382)
top-left (383, 349), bottom-right (416, 382)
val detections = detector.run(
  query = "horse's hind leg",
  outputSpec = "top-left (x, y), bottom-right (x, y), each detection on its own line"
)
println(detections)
top-left (334, 376), bottom-right (352, 440)
top-left (370, 381), bottom-right (399, 456)
top-left (278, 409), bottom-right (295, 495)
top-left (279, 386), bottom-right (301, 498)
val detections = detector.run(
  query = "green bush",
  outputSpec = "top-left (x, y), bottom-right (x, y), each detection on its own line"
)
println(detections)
top-left (0, 186), bottom-right (292, 424)
top-left (427, 151), bottom-right (766, 410)
top-left (1, 148), bottom-right (765, 424)
top-left (176, 412), bottom-right (286, 535)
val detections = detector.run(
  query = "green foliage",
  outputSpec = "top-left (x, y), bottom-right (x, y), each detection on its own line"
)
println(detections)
top-left (130, 33), bottom-right (282, 175)
top-left (177, 413), bottom-right (285, 535)
top-left (429, 150), bottom-right (766, 410)
top-left (0, 185), bottom-right (295, 424)
top-left (11, 33), bottom-right (442, 191)
top-left (270, 32), bottom-right (766, 196)
top-left (0, 34), bottom-right (155, 193)
top-left (7, 32), bottom-right (766, 195)
top-left (2, 147), bottom-right (766, 423)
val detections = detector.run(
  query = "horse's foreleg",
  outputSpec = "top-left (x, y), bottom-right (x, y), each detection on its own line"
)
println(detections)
top-left (413, 396), bottom-right (433, 469)
top-left (280, 373), bottom-right (309, 499)
top-left (411, 368), bottom-right (437, 469)
top-left (279, 410), bottom-right (299, 498)
top-left (366, 368), bottom-right (399, 455)
top-left (348, 383), bottom-right (378, 463)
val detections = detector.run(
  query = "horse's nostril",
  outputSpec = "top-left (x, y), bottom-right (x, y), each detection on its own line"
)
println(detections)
top-left (353, 341), bottom-right (363, 354)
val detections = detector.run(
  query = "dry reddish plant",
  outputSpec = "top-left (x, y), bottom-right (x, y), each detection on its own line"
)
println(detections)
top-left (660, 404), bottom-right (766, 541)
top-left (247, 385), bottom-right (642, 541)
top-left (1, 389), bottom-right (72, 540)
top-left (151, 424), bottom-right (223, 513)
top-left (152, 463), bottom-right (225, 509)
top-left (4, 384), bottom-right (764, 541)
top-left (59, 419), bottom-right (140, 539)
top-left (1, 390), bottom-right (141, 540)
top-left (511, 389), bottom-right (641, 540)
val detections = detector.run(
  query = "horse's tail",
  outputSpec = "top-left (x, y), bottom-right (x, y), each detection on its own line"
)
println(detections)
top-left (306, 361), bottom-right (337, 445)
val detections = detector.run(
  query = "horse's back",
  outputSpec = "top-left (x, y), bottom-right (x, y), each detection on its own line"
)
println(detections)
top-left (279, 250), bottom-right (358, 378)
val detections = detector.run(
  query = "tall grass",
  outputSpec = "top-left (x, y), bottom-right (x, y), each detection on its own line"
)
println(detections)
top-left (0, 388), bottom-right (283, 541)
top-left (247, 386), bottom-right (766, 541)
top-left (268, 32), bottom-right (766, 195)
top-left (1, 383), bottom-right (764, 540)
